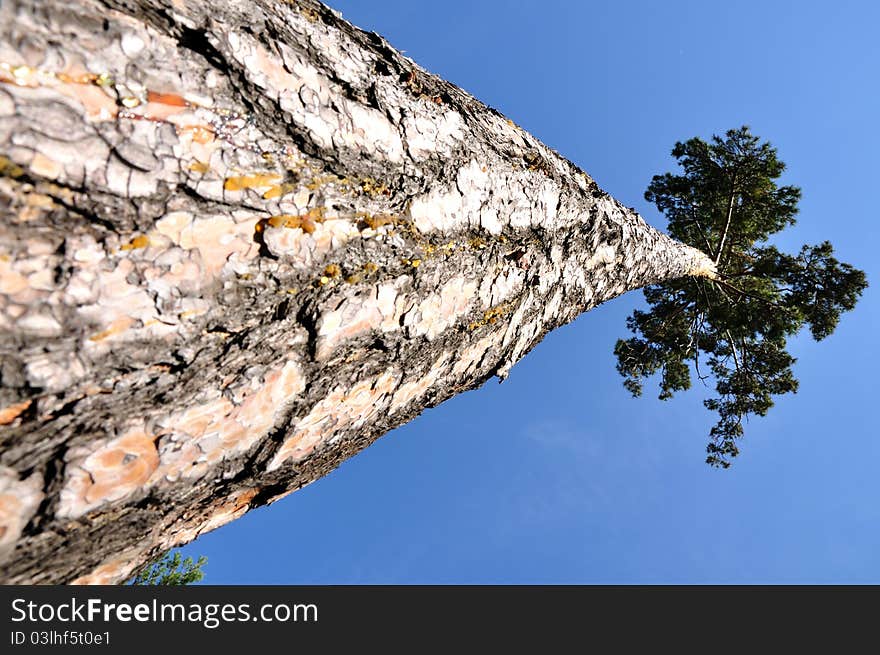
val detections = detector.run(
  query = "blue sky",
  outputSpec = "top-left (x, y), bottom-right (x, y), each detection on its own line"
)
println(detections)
top-left (181, 0), bottom-right (879, 583)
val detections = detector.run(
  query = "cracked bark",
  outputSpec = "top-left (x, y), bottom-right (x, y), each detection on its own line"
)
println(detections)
top-left (0, 0), bottom-right (716, 583)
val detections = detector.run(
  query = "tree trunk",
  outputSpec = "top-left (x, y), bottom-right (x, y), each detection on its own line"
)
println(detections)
top-left (0, 0), bottom-right (715, 583)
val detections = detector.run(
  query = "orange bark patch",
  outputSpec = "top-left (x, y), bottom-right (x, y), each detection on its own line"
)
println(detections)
top-left (88, 316), bottom-right (135, 342)
top-left (300, 216), bottom-right (318, 234)
top-left (58, 81), bottom-right (118, 121)
top-left (315, 300), bottom-right (382, 360)
top-left (119, 234), bottom-right (150, 251)
top-left (146, 90), bottom-right (189, 107)
top-left (0, 155), bottom-right (25, 178)
top-left (390, 354), bottom-right (449, 413)
top-left (268, 370), bottom-right (399, 470)
top-left (0, 468), bottom-right (43, 548)
top-left (70, 551), bottom-right (144, 585)
top-left (267, 214), bottom-right (295, 228)
top-left (0, 399), bottom-right (31, 426)
top-left (266, 207), bottom-right (325, 234)
top-left (150, 211), bottom-right (263, 280)
top-left (29, 152), bottom-right (62, 179)
top-left (0, 64), bottom-right (116, 119)
top-left (261, 182), bottom-right (298, 199)
top-left (136, 91), bottom-right (195, 122)
top-left (54, 71), bottom-right (101, 85)
top-left (155, 359), bottom-right (306, 482)
top-left (198, 487), bottom-right (260, 535)
top-left (160, 487), bottom-right (262, 547)
top-left (360, 212), bottom-right (397, 230)
top-left (266, 214), bottom-right (312, 233)
top-left (179, 215), bottom-right (262, 278)
top-left (0, 258), bottom-right (29, 296)
top-left (80, 429), bottom-right (159, 505)
top-left (176, 123), bottom-right (215, 144)
top-left (223, 173), bottom-right (283, 192)
top-left (0, 494), bottom-right (25, 545)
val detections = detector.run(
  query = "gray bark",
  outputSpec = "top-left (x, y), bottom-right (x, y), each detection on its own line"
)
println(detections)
top-left (0, 0), bottom-right (715, 583)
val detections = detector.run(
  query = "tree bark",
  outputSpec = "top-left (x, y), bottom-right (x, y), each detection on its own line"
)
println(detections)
top-left (0, 0), bottom-right (715, 583)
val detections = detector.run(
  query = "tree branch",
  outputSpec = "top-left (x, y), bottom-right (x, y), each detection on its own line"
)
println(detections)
top-left (712, 278), bottom-right (787, 310)
top-left (714, 174), bottom-right (738, 267)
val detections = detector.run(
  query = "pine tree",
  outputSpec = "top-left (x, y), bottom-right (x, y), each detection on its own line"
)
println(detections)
top-left (129, 550), bottom-right (207, 586)
top-left (0, 0), bottom-right (719, 583)
top-left (615, 126), bottom-right (867, 467)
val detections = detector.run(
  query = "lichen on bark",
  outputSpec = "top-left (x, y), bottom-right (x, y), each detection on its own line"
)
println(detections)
top-left (0, 0), bottom-right (714, 583)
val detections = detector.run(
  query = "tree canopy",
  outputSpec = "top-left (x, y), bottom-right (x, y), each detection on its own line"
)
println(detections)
top-left (615, 126), bottom-right (867, 467)
top-left (128, 550), bottom-right (207, 586)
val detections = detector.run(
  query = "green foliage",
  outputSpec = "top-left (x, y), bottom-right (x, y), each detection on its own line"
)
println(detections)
top-left (615, 127), bottom-right (867, 467)
top-left (128, 550), bottom-right (207, 586)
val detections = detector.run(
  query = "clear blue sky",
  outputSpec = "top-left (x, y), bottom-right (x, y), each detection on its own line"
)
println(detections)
top-left (181, 0), bottom-right (879, 583)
